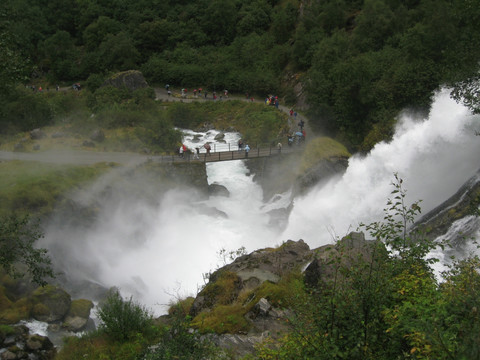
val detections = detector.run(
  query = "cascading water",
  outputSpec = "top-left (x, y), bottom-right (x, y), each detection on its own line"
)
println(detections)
top-left (40, 88), bottom-right (480, 317)
top-left (282, 88), bottom-right (480, 247)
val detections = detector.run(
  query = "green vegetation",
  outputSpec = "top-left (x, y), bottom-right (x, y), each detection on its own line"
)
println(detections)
top-left (0, 215), bottom-right (54, 286)
top-left (2, 0), bottom-right (479, 150)
top-left (298, 136), bottom-right (351, 174)
top-left (253, 175), bottom-right (480, 359)
top-left (57, 290), bottom-right (224, 360)
top-left (96, 289), bottom-right (154, 342)
top-left (0, 160), bottom-right (111, 219)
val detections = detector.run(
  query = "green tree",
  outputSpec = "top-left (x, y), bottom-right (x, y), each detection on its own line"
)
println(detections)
top-left (0, 215), bottom-right (55, 286)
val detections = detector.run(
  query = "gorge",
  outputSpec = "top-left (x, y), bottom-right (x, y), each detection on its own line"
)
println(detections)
top-left (35, 87), bottom-right (480, 318)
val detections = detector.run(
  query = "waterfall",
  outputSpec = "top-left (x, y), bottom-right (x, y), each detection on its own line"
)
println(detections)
top-left (281, 88), bottom-right (480, 248)
top-left (41, 88), bottom-right (480, 316)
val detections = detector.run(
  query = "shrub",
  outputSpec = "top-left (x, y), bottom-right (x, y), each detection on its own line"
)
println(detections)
top-left (142, 316), bottom-right (221, 360)
top-left (96, 289), bottom-right (153, 341)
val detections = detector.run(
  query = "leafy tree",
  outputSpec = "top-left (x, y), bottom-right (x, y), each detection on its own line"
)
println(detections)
top-left (82, 16), bottom-right (122, 51)
top-left (98, 32), bottom-right (140, 72)
top-left (236, 0), bottom-right (272, 36)
top-left (0, 215), bottom-right (55, 286)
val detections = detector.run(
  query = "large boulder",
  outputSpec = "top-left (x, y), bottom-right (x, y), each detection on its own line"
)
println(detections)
top-left (190, 240), bottom-right (313, 317)
top-left (62, 299), bottom-right (94, 332)
top-left (208, 183), bottom-right (230, 197)
top-left (31, 285), bottom-right (71, 322)
top-left (102, 70), bottom-right (149, 91)
top-left (30, 128), bottom-right (46, 140)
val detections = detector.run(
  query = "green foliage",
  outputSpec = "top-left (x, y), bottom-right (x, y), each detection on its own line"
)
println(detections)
top-left (0, 161), bottom-right (110, 219)
top-left (85, 73), bottom-right (105, 92)
top-left (142, 315), bottom-right (222, 360)
top-left (255, 175), bottom-right (480, 359)
top-left (0, 215), bottom-right (54, 286)
top-left (56, 330), bottom-right (149, 360)
top-left (1, 87), bottom-right (54, 133)
top-left (97, 288), bottom-right (153, 342)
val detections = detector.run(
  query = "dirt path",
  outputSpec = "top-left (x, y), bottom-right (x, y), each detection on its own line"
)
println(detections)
top-left (0, 149), bottom-right (149, 166)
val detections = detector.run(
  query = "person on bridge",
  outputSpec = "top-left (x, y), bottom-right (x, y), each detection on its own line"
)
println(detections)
top-left (245, 144), bottom-right (250, 158)
top-left (204, 143), bottom-right (211, 156)
top-left (277, 142), bottom-right (282, 153)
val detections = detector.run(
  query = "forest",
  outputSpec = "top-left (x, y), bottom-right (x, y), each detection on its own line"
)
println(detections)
top-left (1, 0), bottom-right (480, 150)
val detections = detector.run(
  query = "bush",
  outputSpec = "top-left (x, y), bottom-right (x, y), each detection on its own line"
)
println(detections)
top-left (1, 87), bottom-right (53, 133)
top-left (142, 316), bottom-right (222, 360)
top-left (97, 289), bottom-right (153, 341)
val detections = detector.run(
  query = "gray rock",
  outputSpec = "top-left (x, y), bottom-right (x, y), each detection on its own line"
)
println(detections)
top-left (214, 132), bottom-right (225, 141)
top-left (30, 128), bottom-right (46, 140)
top-left (208, 183), bottom-right (230, 197)
top-left (102, 70), bottom-right (149, 91)
top-left (253, 298), bottom-right (271, 317)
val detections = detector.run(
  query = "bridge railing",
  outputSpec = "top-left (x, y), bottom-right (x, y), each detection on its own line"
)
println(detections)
top-left (149, 140), bottom-right (302, 163)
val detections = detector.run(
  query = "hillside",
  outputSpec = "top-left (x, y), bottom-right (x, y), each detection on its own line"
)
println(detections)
top-left (2, 0), bottom-right (480, 150)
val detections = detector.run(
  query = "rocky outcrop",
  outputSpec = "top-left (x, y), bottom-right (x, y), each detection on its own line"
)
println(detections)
top-left (293, 155), bottom-right (348, 196)
top-left (102, 70), bottom-right (149, 91)
top-left (413, 168), bottom-right (480, 248)
top-left (187, 233), bottom-right (378, 358)
top-left (0, 325), bottom-right (56, 360)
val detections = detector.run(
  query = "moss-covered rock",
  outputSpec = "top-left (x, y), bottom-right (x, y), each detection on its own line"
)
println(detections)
top-left (62, 299), bottom-right (94, 332)
top-left (102, 70), bottom-right (149, 92)
top-left (30, 285), bottom-right (71, 322)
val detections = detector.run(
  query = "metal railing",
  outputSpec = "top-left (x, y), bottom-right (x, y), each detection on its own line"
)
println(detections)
top-left (149, 140), bottom-right (303, 163)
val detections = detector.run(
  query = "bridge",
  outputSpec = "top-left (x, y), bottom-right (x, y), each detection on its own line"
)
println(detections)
top-left (150, 141), bottom-right (303, 163)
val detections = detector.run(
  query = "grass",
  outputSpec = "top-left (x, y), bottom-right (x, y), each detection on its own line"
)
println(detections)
top-left (0, 160), bottom-right (112, 218)
top-left (298, 136), bottom-right (351, 174)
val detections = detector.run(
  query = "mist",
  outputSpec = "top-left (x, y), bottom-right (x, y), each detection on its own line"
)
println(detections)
top-left (282, 88), bottom-right (480, 247)
top-left (40, 88), bottom-right (480, 315)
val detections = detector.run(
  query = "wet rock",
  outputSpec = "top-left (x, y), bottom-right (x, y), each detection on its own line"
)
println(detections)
top-left (208, 183), bottom-right (230, 197)
top-left (214, 132), bottom-right (225, 141)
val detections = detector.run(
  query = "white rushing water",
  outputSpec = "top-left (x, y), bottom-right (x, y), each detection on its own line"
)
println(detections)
top-left (41, 88), bottom-right (480, 315)
top-left (282, 88), bottom-right (480, 247)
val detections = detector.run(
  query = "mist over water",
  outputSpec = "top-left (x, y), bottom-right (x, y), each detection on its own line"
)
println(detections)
top-left (282, 88), bottom-right (480, 247)
top-left (41, 88), bottom-right (480, 315)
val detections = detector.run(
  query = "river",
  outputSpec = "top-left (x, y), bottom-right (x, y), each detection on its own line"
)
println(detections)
top-left (38, 88), bottom-right (480, 316)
